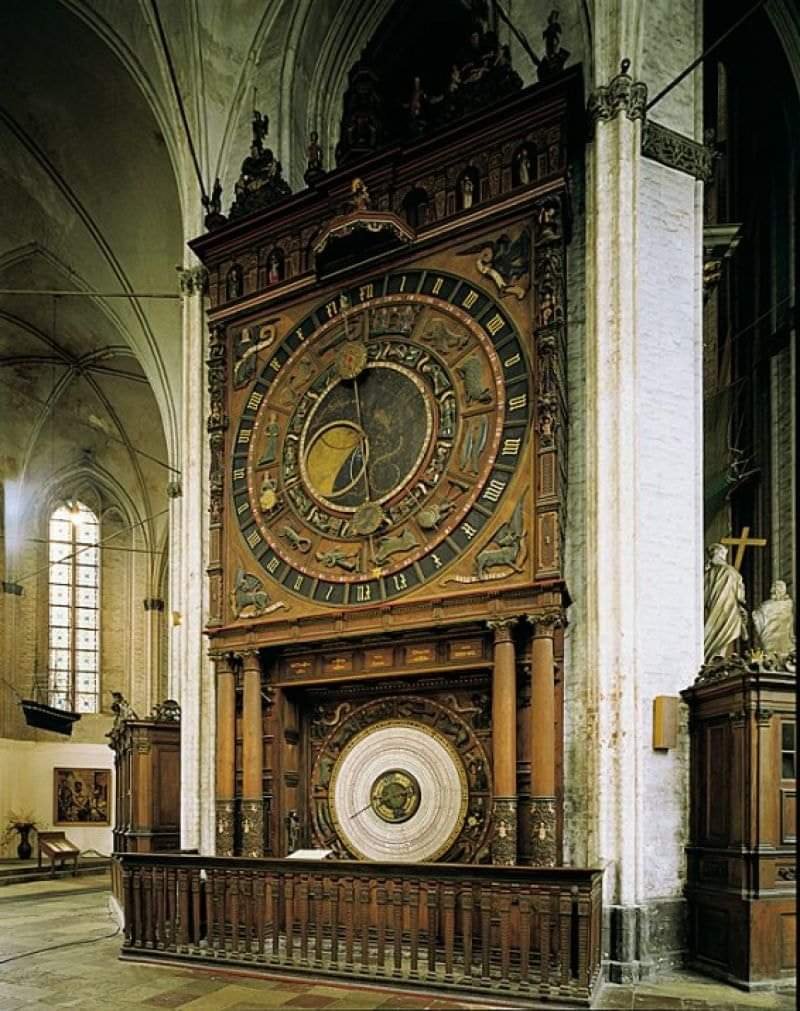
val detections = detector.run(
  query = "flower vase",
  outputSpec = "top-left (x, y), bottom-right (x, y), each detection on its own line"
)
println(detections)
top-left (17, 825), bottom-right (32, 860)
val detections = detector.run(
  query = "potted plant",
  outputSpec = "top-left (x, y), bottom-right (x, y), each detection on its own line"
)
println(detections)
top-left (3, 811), bottom-right (39, 860)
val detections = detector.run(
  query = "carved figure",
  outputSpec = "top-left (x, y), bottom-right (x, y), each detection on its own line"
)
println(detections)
top-left (316, 548), bottom-right (359, 571)
top-left (538, 10), bottom-right (570, 82)
top-left (230, 568), bottom-right (271, 618)
top-left (226, 264), bottom-right (243, 301)
top-left (457, 356), bottom-right (491, 404)
top-left (109, 692), bottom-right (138, 730)
top-left (460, 174), bottom-right (475, 209)
top-left (373, 528), bottom-right (417, 566)
top-left (202, 177), bottom-right (225, 229)
top-left (476, 496), bottom-right (526, 579)
top-left (304, 130), bottom-right (324, 185)
top-left (286, 809), bottom-right (301, 853)
top-left (752, 581), bottom-right (795, 658)
top-left (257, 413), bottom-right (280, 466)
top-left (267, 250), bottom-right (282, 284)
top-left (459, 415), bottom-right (489, 473)
top-left (229, 110), bottom-right (291, 219)
top-left (350, 177), bottom-right (371, 211)
top-left (233, 322), bottom-right (278, 388)
top-left (704, 543), bottom-right (749, 660)
top-left (517, 148), bottom-right (532, 185)
top-left (281, 525), bottom-right (311, 554)
top-left (422, 317), bottom-right (468, 354)
top-left (461, 230), bottom-right (531, 299)
top-left (440, 394), bottom-right (457, 438)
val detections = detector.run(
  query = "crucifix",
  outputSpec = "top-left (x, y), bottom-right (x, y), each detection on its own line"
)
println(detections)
top-left (721, 526), bottom-right (767, 571)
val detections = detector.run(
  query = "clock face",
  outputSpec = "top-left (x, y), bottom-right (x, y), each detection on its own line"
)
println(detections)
top-left (230, 268), bottom-right (531, 607)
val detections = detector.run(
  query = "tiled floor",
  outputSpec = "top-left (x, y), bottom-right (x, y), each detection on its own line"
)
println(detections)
top-left (0, 873), bottom-right (795, 1010)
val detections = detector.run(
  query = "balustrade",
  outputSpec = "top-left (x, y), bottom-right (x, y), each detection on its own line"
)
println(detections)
top-left (118, 854), bottom-right (602, 1005)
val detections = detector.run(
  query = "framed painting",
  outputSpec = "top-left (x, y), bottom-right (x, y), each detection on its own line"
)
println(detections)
top-left (53, 767), bottom-right (111, 826)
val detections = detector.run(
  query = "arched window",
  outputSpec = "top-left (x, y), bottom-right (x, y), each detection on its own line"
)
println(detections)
top-left (48, 501), bottom-right (100, 712)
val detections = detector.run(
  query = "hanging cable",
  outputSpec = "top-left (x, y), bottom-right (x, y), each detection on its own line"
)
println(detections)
top-left (149, 0), bottom-right (208, 203)
top-left (646, 0), bottom-right (766, 111)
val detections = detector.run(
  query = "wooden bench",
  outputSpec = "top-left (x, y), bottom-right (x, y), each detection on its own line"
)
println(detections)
top-left (37, 831), bottom-right (80, 877)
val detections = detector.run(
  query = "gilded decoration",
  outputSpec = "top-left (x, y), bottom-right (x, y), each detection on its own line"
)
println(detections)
top-left (240, 799), bottom-right (264, 858)
top-left (491, 796), bottom-right (517, 866)
top-left (215, 799), bottom-right (235, 856)
top-left (529, 796), bottom-right (557, 867)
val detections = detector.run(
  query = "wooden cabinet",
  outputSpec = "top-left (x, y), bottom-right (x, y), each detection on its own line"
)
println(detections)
top-left (108, 713), bottom-right (181, 899)
top-left (682, 665), bottom-right (796, 987)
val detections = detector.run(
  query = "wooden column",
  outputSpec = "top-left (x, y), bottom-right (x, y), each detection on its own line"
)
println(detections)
top-left (488, 617), bottom-right (519, 865)
top-left (239, 649), bottom-right (264, 857)
top-left (213, 651), bottom-right (236, 856)
top-left (527, 611), bottom-right (562, 866)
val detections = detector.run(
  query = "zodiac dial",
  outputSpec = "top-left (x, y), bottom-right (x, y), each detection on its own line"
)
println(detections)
top-left (230, 269), bottom-right (532, 607)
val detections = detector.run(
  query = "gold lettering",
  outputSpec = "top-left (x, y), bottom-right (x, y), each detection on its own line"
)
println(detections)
top-left (509, 393), bottom-right (528, 412)
top-left (486, 313), bottom-right (504, 336)
top-left (246, 529), bottom-right (261, 548)
top-left (462, 289), bottom-right (479, 309)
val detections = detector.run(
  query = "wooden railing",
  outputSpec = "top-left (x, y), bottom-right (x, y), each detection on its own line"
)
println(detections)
top-left (118, 854), bottom-right (603, 1005)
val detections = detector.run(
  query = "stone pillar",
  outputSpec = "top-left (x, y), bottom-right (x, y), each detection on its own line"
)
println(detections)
top-left (488, 617), bottom-right (519, 865)
top-left (173, 263), bottom-right (214, 854)
top-left (212, 651), bottom-right (236, 856)
top-left (527, 611), bottom-right (562, 866)
top-left (239, 649), bottom-right (264, 858)
top-left (143, 598), bottom-right (165, 707)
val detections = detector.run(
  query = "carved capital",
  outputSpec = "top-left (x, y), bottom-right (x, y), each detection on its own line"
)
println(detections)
top-left (236, 648), bottom-right (263, 675)
top-left (487, 616), bottom-right (519, 642)
top-left (240, 799), bottom-right (264, 858)
top-left (176, 265), bottom-right (208, 297)
top-left (526, 610), bottom-right (564, 636)
top-left (491, 797), bottom-right (517, 866)
top-left (166, 480), bottom-right (182, 499)
top-left (529, 796), bottom-right (558, 867)
top-left (587, 60), bottom-right (648, 133)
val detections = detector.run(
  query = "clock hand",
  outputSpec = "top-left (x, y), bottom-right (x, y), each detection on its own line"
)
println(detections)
top-left (349, 800), bottom-right (373, 819)
top-left (351, 376), bottom-right (373, 505)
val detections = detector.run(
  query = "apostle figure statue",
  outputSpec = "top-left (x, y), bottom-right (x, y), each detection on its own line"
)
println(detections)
top-left (704, 542), bottom-right (748, 660)
top-left (752, 580), bottom-right (795, 659)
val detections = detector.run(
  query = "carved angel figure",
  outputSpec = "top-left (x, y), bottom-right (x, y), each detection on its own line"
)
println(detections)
top-left (460, 230), bottom-right (531, 299)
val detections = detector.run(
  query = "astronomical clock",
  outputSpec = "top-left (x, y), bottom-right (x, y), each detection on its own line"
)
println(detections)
top-left (192, 59), bottom-right (578, 869)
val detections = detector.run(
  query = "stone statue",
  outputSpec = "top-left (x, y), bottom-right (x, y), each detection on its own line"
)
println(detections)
top-left (110, 692), bottom-right (138, 726)
top-left (286, 809), bottom-right (301, 853)
top-left (752, 581), bottom-right (795, 658)
top-left (704, 543), bottom-right (749, 660)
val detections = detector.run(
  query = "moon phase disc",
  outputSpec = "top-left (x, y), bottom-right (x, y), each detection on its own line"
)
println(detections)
top-left (330, 720), bottom-right (467, 861)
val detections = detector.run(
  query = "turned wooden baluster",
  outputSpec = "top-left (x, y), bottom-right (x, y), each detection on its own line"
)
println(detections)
top-left (312, 875), bottom-right (323, 968)
top-left (298, 875), bottom-right (310, 966)
top-left (442, 883), bottom-right (456, 983)
top-left (240, 871), bottom-right (253, 955)
top-left (539, 891), bottom-right (551, 988)
top-left (359, 878), bottom-right (370, 972)
top-left (214, 870), bottom-right (226, 955)
top-left (343, 878), bottom-right (354, 970)
top-left (426, 882), bottom-right (438, 978)
top-left (229, 870), bottom-right (240, 955)
top-left (190, 869), bottom-right (202, 948)
top-left (392, 880), bottom-right (403, 978)
top-left (479, 886), bottom-right (492, 982)
top-left (167, 867), bottom-right (177, 951)
top-left (254, 870), bottom-right (266, 956)
top-left (143, 866), bottom-right (154, 947)
top-left (498, 888), bottom-right (512, 988)
top-left (558, 887), bottom-right (571, 988)
top-left (285, 876), bottom-right (295, 963)
top-left (153, 865), bottom-right (164, 948)
top-left (270, 873), bottom-right (281, 959)
top-left (577, 889), bottom-right (590, 989)
top-left (178, 868), bottom-right (190, 950)
top-left (460, 886), bottom-right (474, 983)
top-left (408, 882), bottom-right (420, 979)
top-left (328, 877), bottom-right (340, 967)
top-left (132, 869), bottom-right (143, 947)
top-left (519, 889), bottom-right (532, 988)
top-left (376, 882), bottom-right (387, 974)
top-left (204, 869), bottom-right (214, 951)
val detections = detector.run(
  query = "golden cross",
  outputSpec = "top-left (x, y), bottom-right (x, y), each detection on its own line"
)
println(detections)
top-left (721, 526), bottom-right (767, 570)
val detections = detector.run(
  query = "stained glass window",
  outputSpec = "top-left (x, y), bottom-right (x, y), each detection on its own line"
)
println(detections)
top-left (48, 502), bottom-right (100, 713)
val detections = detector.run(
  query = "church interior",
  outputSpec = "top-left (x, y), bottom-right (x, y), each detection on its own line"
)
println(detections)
top-left (0, 1), bottom-right (795, 1008)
